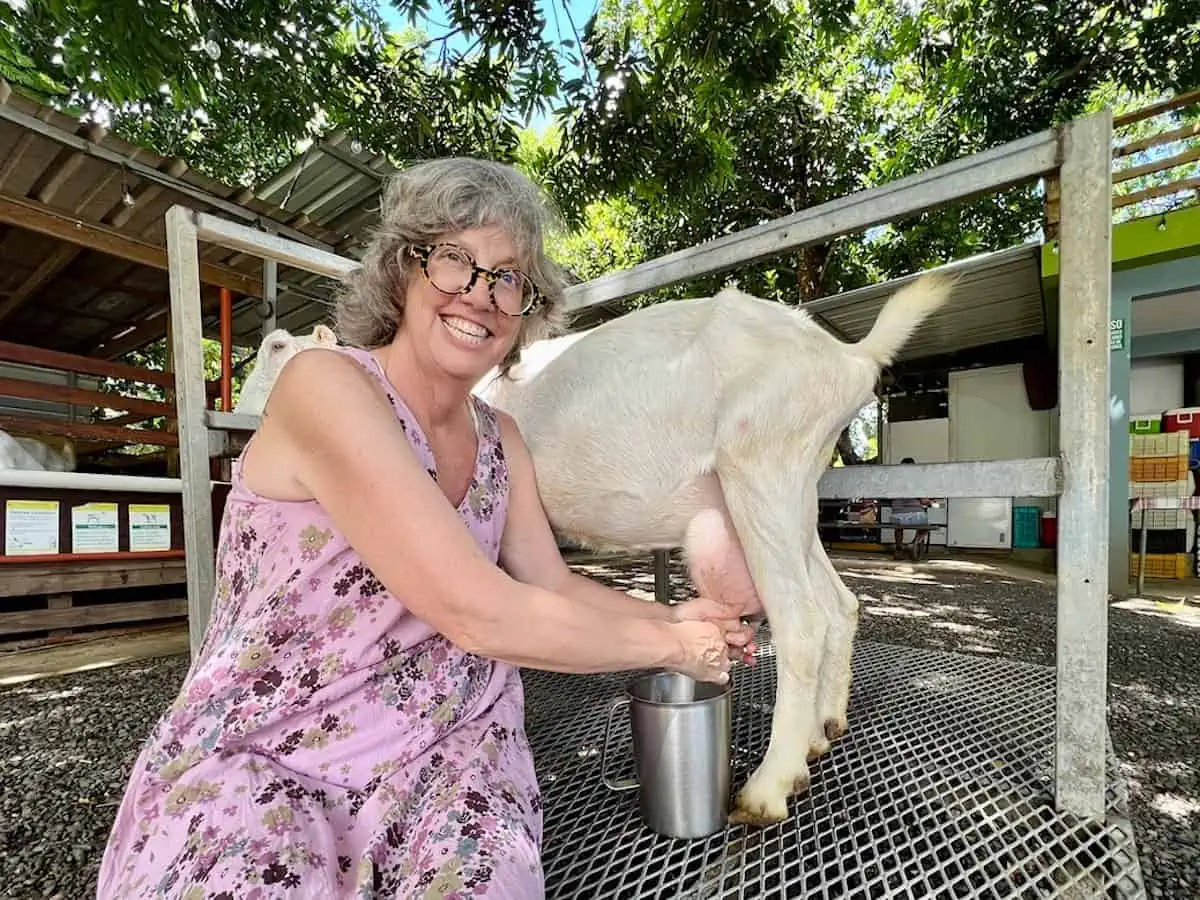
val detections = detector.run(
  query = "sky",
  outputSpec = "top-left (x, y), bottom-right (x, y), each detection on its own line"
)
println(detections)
top-left (375, 0), bottom-right (599, 130)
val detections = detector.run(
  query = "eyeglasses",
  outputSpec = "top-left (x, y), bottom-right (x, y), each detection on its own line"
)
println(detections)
top-left (407, 242), bottom-right (542, 317)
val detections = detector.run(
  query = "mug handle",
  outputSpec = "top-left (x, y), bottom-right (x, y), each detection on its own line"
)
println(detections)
top-left (599, 695), bottom-right (638, 792)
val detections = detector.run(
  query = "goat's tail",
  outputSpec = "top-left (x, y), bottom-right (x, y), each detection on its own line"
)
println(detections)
top-left (852, 272), bottom-right (958, 368)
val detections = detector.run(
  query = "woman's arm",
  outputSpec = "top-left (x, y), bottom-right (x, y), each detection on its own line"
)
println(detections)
top-left (253, 349), bottom-right (729, 680)
top-left (494, 411), bottom-right (674, 621)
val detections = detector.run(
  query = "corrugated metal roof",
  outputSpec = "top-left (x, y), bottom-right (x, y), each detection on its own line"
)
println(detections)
top-left (803, 242), bottom-right (1046, 362)
top-left (230, 130), bottom-right (397, 341)
top-left (0, 81), bottom-right (390, 358)
top-left (566, 242), bottom-right (1047, 364)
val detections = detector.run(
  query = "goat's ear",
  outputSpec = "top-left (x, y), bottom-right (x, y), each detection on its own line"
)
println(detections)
top-left (313, 324), bottom-right (337, 346)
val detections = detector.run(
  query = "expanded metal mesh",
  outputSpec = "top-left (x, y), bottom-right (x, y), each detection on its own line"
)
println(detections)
top-left (522, 632), bottom-right (1144, 899)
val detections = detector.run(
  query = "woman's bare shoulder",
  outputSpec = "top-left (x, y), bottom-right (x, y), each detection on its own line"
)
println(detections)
top-left (242, 347), bottom-right (399, 500)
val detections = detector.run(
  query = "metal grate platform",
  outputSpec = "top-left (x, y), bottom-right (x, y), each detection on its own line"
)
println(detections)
top-left (522, 632), bottom-right (1145, 899)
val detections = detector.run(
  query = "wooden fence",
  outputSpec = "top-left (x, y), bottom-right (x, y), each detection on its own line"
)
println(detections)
top-left (1044, 89), bottom-right (1200, 239)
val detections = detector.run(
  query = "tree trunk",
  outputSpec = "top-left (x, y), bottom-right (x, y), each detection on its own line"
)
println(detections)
top-left (795, 242), bottom-right (830, 301)
top-left (835, 427), bottom-right (861, 466)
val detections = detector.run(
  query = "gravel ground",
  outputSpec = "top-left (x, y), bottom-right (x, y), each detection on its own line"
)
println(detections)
top-left (1, 551), bottom-right (1196, 899)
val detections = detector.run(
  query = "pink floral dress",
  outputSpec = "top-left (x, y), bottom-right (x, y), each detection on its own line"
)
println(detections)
top-left (97, 345), bottom-right (544, 899)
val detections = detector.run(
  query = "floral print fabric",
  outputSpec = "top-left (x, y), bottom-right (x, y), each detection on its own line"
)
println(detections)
top-left (97, 346), bottom-right (543, 899)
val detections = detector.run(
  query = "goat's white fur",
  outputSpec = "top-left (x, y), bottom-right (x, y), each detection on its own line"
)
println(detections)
top-left (0, 430), bottom-right (76, 471)
top-left (232, 276), bottom-right (954, 825)
top-left (234, 324), bottom-right (338, 416)
top-left (475, 274), bottom-right (954, 825)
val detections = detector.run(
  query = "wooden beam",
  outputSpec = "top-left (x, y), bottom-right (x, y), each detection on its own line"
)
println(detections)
top-left (1114, 88), bottom-right (1200, 127)
top-left (1113, 176), bottom-right (1200, 211)
top-left (0, 244), bottom-right (81, 325)
top-left (0, 597), bottom-right (187, 637)
top-left (0, 191), bottom-right (261, 297)
top-left (1115, 121), bottom-right (1200, 158)
top-left (99, 320), bottom-right (173, 361)
top-left (0, 375), bottom-right (174, 418)
top-left (96, 285), bottom-right (226, 361)
top-left (0, 557), bottom-right (185, 598)
top-left (0, 130), bottom-right (34, 191)
top-left (1113, 145), bottom-right (1200, 185)
top-left (0, 339), bottom-right (176, 389)
top-left (32, 125), bottom-right (106, 204)
top-left (0, 412), bottom-right (178, 447)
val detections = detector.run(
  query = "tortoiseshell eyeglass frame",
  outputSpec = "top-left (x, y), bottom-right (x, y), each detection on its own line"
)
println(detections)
top-left (407, 242), bottom-right (543, 317)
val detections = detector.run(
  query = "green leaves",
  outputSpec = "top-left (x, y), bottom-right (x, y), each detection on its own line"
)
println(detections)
top-left (535, 0), bottom-right (1200, 309)
top-left (0, 0), bottom-right (577, 185)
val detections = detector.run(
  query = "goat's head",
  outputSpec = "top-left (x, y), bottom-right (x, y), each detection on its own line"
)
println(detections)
top-left (255, 324), bottom-right (337, 375)
top-left (236, 324), bottom-right (339, 415)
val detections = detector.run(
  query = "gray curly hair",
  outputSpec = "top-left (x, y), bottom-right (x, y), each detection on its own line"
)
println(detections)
top-left (332, 157), bottom-right (568, 374)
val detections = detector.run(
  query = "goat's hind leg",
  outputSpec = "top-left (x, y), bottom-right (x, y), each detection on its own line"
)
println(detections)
top-left (807, 530), bottom-right (859, 752)
top-left (718, 479), bottom-right (827, 827)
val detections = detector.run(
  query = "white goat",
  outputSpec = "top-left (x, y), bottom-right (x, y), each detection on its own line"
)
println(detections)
top-left (0, 430), bottom-right (76, 471)
top-left (234, 324), bottom-right (338, 417)
top-left (475, 273), bottom-right (954, 825)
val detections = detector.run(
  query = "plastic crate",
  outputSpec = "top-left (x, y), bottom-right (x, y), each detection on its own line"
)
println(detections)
top-left (1130, 432), bottom-right (1189, 457)
top-left (1130, 529), bottom-right (1190, 554)
top-left (1130, 552), bottom-right (1192, 579)
top-left (1013, 505), bottom-right (1041, 548)
top-left (1130, 456), bottom-right (1190, 482)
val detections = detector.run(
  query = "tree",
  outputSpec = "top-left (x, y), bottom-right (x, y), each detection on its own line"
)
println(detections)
top-left (521, 0), bottom-right (1199, 464)
top-left (544, 0), bottom-right (1200, 308)
top-left (0, 1), bottom-right (584, 185)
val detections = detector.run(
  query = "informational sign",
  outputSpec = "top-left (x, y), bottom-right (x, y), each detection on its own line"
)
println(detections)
top-left (71, 502), bottom-right (119, 554)
top-left (1109, 318), bottom-right (1126, 352)
top-left (129, 504), bottom-right (172, 552)
top-left (5, 499), bottom-right (60, 556)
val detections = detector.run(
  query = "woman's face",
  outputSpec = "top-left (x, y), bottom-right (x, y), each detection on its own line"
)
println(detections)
top-left (401, 225), bottom-right (530, 382)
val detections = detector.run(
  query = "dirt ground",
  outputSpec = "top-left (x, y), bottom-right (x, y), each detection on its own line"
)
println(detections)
top-left (0, 550), bottom-right (1196, 898)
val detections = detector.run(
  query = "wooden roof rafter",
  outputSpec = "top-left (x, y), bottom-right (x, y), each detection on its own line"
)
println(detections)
top-left (0, 78), bottom-right (394, 360)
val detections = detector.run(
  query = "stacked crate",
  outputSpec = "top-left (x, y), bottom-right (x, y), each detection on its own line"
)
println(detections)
top-left (1129, 411), bottom-right (1197, 580)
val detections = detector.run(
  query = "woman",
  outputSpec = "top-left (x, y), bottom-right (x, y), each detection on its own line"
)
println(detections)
top-left (97, 158), bottom-right (754, 899)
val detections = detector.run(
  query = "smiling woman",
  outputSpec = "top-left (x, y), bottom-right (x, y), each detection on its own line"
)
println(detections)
top-left (95, 157), bottom-right (756, 899)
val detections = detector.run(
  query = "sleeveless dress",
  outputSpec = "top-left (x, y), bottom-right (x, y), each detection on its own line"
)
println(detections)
top-left (96, 345), bottom-right (544, 899)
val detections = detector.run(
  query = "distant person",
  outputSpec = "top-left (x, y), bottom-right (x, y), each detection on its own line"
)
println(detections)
top-left (891, 457), bottom-right (932, 559)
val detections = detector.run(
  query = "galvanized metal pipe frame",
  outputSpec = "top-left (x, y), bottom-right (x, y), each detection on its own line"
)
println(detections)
top-left (165, 111), bottom-right (1112, 820)
top-left (0, 470), bottom-right (183, 493)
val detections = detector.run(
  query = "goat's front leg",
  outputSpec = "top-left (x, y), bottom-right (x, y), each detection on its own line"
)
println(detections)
top-left (806, 528), bottom-right (859, 752)
top-left (717, 473), bottom-right (825, 826)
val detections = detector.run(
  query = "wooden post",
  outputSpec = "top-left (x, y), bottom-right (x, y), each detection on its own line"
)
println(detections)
top-left (164, 318), bottom-right (180, 478)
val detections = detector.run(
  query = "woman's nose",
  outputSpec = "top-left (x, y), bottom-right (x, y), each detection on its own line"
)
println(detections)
top-left (461, 276), bottom-right (492, 308)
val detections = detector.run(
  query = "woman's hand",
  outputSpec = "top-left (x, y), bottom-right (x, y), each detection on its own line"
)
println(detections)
top-left (668, 620), bottom-right (736, 684)
top-left (670, 597), bottom-right (759, 666)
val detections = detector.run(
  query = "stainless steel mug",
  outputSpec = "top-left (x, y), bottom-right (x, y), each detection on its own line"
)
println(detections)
top-left (599, 671), bottom-right (733, 839)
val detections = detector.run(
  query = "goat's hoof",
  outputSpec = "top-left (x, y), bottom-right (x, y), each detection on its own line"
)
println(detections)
top-left (728, 794), bottom-right (790, 827)
top-left (728, 769), bottom-right (803, 827)
top-left (823, 717), bottom-right (848, 742)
